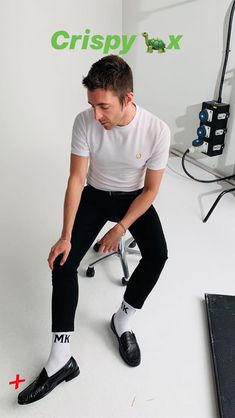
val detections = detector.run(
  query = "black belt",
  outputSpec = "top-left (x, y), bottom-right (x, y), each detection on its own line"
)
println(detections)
top-left (87, 184), bottom-right (143, 196)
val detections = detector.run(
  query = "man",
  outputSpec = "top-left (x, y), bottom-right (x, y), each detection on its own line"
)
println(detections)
top-left (18, 55), bottom-right (170, 405)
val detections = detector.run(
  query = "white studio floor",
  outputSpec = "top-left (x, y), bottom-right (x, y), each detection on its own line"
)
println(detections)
top-left (1, 152), bottom-right (235, 418)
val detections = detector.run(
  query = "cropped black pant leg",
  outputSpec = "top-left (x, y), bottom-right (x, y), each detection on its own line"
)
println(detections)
top-left (51, 186), bottom-right (108, 332)
top-left (123, 205), bottom-right (168, 309)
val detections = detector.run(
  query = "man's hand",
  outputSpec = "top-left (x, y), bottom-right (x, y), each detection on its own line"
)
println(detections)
top-left (48, 239), bottom-right (71, 270)
top-left (98, 224), bottom-right (125, 253)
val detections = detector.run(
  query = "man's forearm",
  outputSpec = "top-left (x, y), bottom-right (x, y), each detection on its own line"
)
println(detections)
top-left (120, 190), bottom-right (156, 230)
top-left (60, 178), bottom-right (84, 241)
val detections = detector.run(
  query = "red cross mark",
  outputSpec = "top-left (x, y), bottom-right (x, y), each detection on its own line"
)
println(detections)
top-left (9, 374), bottom-right (26, 390)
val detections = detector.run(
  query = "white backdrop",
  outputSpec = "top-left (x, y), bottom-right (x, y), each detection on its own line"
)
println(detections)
top-left (1, 0), bottom-right (234, 291)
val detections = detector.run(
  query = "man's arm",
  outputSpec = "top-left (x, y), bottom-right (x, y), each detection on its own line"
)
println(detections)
top-left (117, 168), bottom-right (165, 232)
top-left (48, 153), bottom-right (89, 269)
top-left (98, 168), bottom-right (165, 253)
top-left (60, 153), bottom-right (89, 240)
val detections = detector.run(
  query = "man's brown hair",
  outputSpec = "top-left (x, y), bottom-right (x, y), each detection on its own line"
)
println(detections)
top-left (82, 55), bottom-right (133, 106)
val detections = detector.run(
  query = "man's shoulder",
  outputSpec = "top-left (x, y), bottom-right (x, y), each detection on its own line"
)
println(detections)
top-left (74, 107), bottom-right (93, 122)
top-left (137, 105), bottom-right (169, 131)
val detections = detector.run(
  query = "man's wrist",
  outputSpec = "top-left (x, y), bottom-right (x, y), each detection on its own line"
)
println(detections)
top-left (116, 221), bottom-right (127, 235)
top-left (60, 234), bottom-right (71, 241)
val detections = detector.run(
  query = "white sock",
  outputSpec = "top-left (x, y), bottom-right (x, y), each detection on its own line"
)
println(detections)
top-left (45, 332), bottom-right (72, 377)
top-left (113, 300), bottom-right (137, 337)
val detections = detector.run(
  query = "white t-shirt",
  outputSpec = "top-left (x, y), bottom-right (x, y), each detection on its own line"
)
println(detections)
top-left (71, 104), bottom-right (170, 191)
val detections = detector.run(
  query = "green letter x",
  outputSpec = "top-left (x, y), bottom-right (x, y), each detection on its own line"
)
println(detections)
top-left (166, 35), bottom-right (183, 49)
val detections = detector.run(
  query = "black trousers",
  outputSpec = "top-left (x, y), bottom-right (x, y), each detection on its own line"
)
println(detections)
top-left (51, 185), bottom-right (168, 332)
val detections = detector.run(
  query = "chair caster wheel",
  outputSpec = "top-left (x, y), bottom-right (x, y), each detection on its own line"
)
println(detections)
top-left (129, 240), bottom-right (136, 248)
top-left (93, 242), bottom-right (100, 252)
top-left (122, 277), bottom-right (129, 286)
top-left (86, 267), bottom-right (95, 277)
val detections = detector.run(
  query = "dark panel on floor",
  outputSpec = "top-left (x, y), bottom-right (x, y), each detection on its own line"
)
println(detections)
top-left (205, 293), bottom-right (235, 418)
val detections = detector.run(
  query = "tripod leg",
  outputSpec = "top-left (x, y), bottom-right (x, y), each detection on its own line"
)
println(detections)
top-left (203, 188), bottom-right (235, 223)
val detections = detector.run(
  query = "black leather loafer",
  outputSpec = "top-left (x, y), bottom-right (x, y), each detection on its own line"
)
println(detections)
top-left (111, 314), bottom-right (141, 367)
top-left (18, 356), bottom-right (80, 405)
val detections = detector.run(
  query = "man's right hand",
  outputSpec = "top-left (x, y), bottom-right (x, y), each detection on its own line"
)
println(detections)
top-left (47, 238), bottom-right (72, 270)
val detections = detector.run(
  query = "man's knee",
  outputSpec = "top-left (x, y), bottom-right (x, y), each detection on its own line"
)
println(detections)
top-left (141, 246), bottom-right (168, 272)
top-left (52, 253), bottom-right (78, 281)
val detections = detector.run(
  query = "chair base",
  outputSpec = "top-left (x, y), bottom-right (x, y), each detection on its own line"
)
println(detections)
top-left (86, 236), bottom-right (141, 285)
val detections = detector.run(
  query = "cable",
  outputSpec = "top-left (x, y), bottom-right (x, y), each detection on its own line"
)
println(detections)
top-left (182, 149), bottom-right (235, 183)
top-left (218, 0), bottom-right (235, 103)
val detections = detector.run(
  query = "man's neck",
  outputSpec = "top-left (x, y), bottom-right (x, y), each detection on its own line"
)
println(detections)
top-left (118, 103), bottom-right (136, 126)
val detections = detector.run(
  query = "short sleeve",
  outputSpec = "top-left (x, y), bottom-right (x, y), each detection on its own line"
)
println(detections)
top-left (146, 124), bottom-right (171, 170)
top-left (71, 113), bottom-right (90, 157)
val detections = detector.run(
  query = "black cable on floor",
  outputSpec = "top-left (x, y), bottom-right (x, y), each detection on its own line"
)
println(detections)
top-left (182, 149), bottom-right (235, 183)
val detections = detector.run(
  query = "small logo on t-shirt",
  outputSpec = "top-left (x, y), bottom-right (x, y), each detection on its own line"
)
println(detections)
top-left (136, 153), bottom-right (141, 159)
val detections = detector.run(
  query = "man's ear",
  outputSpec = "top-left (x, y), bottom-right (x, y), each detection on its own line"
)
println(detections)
top-left (124, 91), bottom-right (134, 106)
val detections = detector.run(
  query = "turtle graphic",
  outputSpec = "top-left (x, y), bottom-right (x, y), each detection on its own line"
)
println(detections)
top-left (142, 32), bottom-right (166, 53)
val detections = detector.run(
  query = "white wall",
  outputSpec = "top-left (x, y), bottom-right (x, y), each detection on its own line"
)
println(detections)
top-left (123, 0), bottom-right (235, 178)
top-left (0, 0), bottom-right (122, 264)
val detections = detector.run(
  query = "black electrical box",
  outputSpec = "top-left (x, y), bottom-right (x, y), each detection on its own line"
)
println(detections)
top-left (197, 101), bottom-right (230, 156)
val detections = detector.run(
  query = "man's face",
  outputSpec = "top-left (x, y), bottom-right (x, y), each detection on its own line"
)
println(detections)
top-left (87, 88), bottom-right (129, 130)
